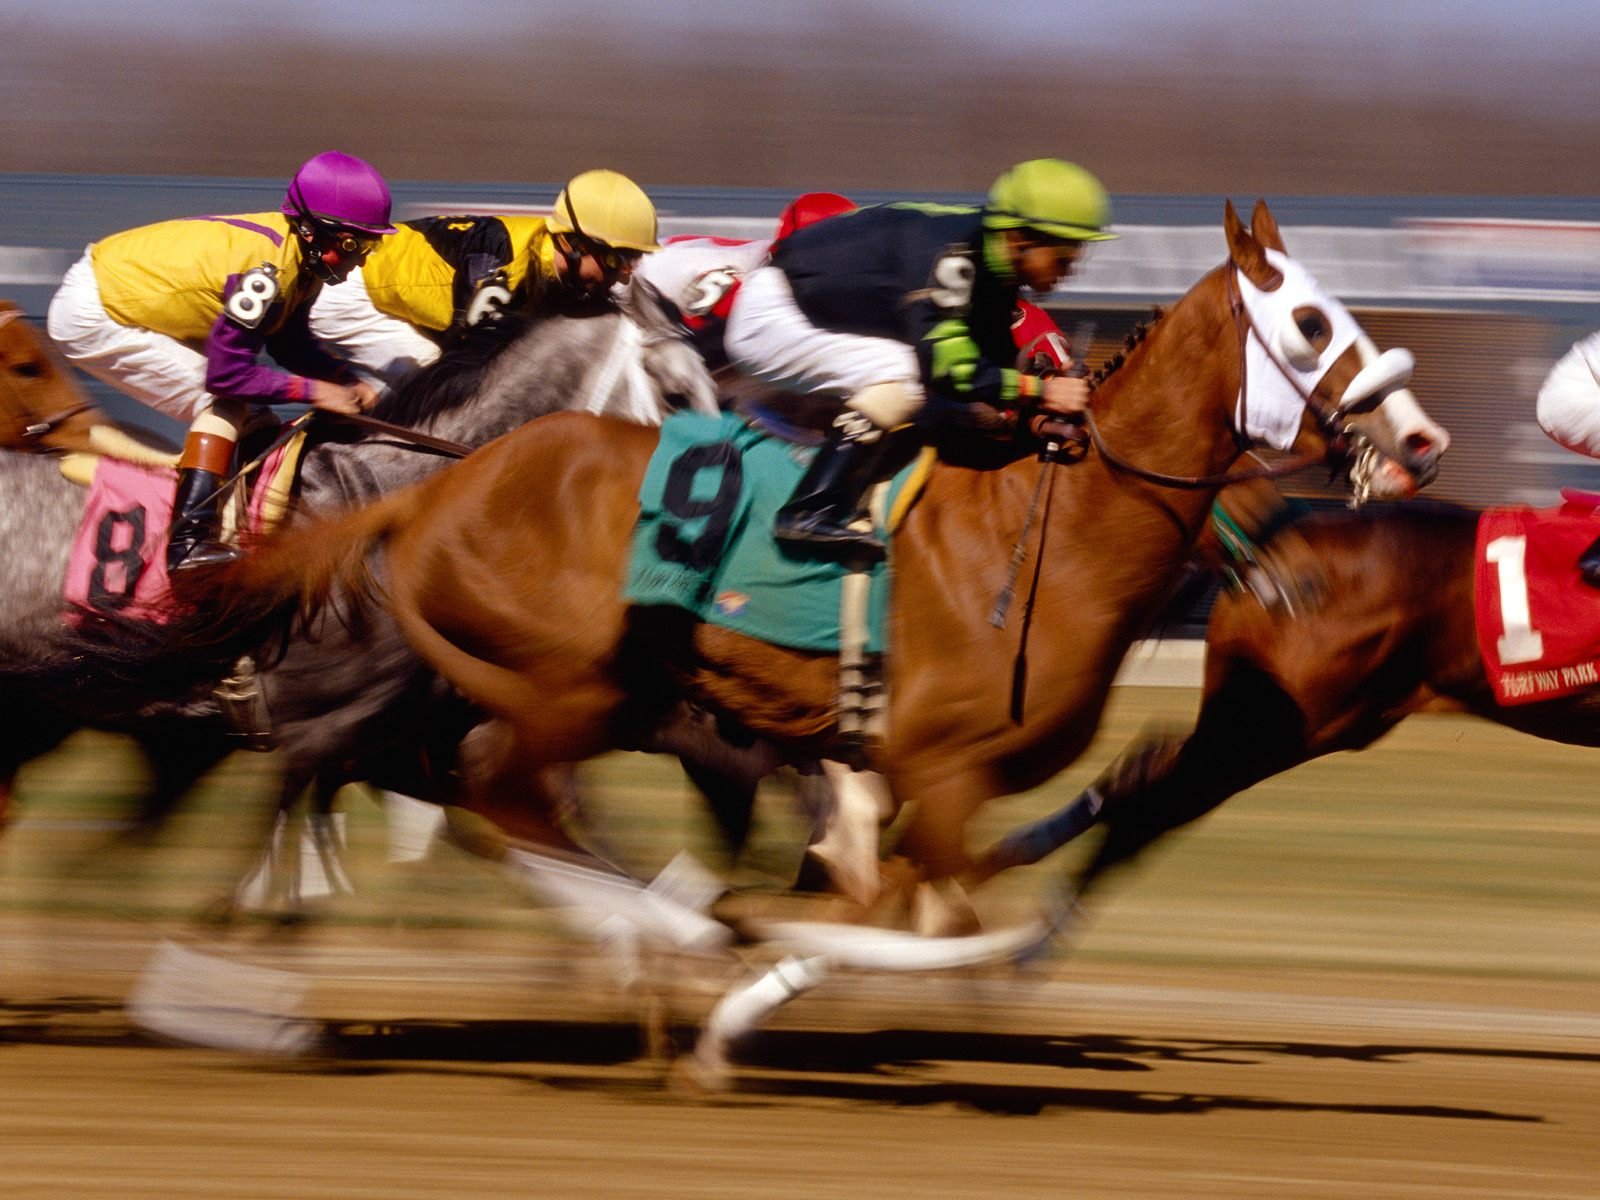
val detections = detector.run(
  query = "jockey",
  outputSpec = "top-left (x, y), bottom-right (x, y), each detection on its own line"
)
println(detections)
top-left (310, 169), bottom-right (662, 386)
top-left (722, 158), bottom-right (1115, 554)
top-left (633, 191), bottom-right (856, 369)
top-left (1536, 328), bottom-right (1600, 583)
top-left (46, 151), bottom-right (395, 572)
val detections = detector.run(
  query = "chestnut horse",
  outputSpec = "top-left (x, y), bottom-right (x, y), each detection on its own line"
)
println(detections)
top-left (983, 483), bottom-right (1600, 913)
top-left (171, 201), bottom-right (1445, 922)
top-left (29, 200), bottom-right (1458, 1073)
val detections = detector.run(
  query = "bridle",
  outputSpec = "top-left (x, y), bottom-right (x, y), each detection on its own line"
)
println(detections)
top-left (0, 309), bottom-right (98, 450)
top-left (1070, 263), bottom-right (1359, 492)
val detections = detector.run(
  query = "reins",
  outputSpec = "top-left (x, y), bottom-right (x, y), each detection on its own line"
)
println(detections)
top-left (992, 262), bottom-right (1351, 722)
top-left (17, 401), bottom-right (96, 442)
top-left (319, 410), bottom-right (471, 458)
top-left (0, 309), bottom-right (100, 446)
top-left (1069, 265), bottom-right (1339, 492)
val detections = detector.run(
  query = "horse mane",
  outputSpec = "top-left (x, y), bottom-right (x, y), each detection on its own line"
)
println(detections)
top-left (369, 313), bottom-right (535, 429)
top-left (1089, 306), bottom-right (1166, 391)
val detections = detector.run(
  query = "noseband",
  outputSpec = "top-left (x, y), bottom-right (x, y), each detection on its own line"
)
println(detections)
top-left (0, 310), bottom-right (98, 449)
top-left (1073, 265), bottom-right (1352, 492)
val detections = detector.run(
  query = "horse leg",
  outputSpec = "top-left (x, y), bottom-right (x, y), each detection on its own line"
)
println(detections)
top-left (970, 732), bottom-right (1187, 885)
top-left (1075, 661), bottom-right (1320, 902)
top-left (125, 723), bottom-right (236, 842)
top-left (212, 761), bottom-right (318, 927)
top-left (455, 721), bottom-right (732, 959)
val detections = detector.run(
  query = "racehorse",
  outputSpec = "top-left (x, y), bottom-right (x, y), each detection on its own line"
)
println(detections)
top-left (977, 479), bottom-right (1600, 912)
top-left (89, 201), bottom-right (1447, 934)
top-left (0, 287), bottom-right (716, 848)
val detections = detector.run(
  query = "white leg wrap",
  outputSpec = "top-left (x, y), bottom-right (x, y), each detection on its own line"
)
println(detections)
top-left (382, 791), bottom-right (447, 863)
top-left (503, 849), bottom-right (732, 956)
top-left (126, 939), bottom-right (316, 1056)
top-left (693, 955), bottom-right (830, 1080)
top-left (806, 762), bottom-right (890, 906)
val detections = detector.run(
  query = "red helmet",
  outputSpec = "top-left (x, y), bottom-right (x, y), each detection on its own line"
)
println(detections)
top-left (282, 151), bottom-right (396, 236)
top-left (774, 191), bottom-right (855, 243)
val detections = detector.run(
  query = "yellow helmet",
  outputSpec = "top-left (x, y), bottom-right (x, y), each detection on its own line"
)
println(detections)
top-left (547, 169), bottom-right (661, 253)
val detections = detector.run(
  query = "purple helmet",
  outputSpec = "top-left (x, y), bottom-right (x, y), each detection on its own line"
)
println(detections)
top-left (281, 151), bottom-right (396, 235)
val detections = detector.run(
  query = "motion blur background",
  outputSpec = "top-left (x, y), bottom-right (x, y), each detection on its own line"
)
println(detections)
top-left (5, 9), bottom-right (1600, 1189)
top-left (8, 0), bottom-right (1600, 508)
top-left (6, 0), bottom-right (1600, 192)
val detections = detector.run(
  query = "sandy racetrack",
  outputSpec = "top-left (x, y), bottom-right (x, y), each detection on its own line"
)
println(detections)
top-left (3, 693), bottom-right (1598, 1198)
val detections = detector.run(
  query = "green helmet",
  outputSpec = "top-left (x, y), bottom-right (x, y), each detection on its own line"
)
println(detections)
top-left (984, 159), bottom-right (1116, 242)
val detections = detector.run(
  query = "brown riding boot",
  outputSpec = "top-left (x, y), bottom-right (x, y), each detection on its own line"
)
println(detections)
top-left (167, 427), bottom-right (241, 572)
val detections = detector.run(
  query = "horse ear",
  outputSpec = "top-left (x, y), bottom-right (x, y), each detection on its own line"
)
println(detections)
top-left (1225, 199), bottom-right (1283, 291)
top-left (1250, 200), bottom-right (1287, 253)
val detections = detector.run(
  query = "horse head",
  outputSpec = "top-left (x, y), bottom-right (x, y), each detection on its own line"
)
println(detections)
top-left (620, 279), bottom-right (719, 418)
top-left (1224, 200), bottom-right (1447, 501)
top-left (0, 301), bottom-right (99, 455)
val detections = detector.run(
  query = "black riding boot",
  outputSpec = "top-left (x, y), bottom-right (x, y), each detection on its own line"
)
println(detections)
top-left (774, 416), bottom-right (888, 557)
top-left (1579, 535), bottom-right (1600, 588)
top-left (166, 468), bottom-right (241, 572)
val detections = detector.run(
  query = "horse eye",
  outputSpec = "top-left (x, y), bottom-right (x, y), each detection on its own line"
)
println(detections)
top-left (1293, 306), bottom-right (1332, 352)
top-left (12, 361), bottom-right (42, 378)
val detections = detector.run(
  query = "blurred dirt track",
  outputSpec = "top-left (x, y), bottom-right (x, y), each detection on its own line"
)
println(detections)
top-left (2, 687), bottom-right (1598, 1196)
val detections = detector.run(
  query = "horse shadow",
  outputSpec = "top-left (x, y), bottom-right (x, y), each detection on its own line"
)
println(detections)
top-left (0, 998), bottom-right (1574, 1120)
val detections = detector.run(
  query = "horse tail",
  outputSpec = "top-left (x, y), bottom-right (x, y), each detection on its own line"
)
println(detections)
top-left (229, 479), bottom-right (428, 630)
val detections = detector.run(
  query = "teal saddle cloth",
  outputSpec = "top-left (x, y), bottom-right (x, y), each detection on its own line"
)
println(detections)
top-left (623, 411), bottom-right (913, 653)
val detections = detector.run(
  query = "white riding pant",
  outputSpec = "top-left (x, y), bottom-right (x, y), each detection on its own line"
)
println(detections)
top-left (47, 249), bottom-right (218, 425)
top-left (1537, 330), bottom-right (1600, 458)
top-left (724, 266), bottom-right (923, 427)
top-left (307, 266), bottom-right (440, 389)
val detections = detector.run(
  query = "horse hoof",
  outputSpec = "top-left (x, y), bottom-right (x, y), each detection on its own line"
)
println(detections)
top-left (668, 1049), bottom-right (732, 1096)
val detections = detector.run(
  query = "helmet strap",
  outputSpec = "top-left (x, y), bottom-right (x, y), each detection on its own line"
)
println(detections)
top-left (984, 228), bottom-right (1019, 282)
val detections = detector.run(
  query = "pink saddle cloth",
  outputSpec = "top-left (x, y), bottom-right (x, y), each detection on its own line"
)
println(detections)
top-left (62, 457), bottom-right (178, 623)
top-left (61, 433), bottom-right (302, 624)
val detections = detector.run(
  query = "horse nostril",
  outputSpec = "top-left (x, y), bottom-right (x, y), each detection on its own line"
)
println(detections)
top-left (1404, 432), bottom-right (1438, 462)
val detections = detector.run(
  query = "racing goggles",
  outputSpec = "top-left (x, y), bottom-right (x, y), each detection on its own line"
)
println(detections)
top-left (576, 238), bottom-right (642, 274)
top-left (320, 228), bottom-right (381, 259)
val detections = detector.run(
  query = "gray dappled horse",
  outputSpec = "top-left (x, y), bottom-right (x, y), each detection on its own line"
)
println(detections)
top-left (0, 284), bottom-right (716, 861)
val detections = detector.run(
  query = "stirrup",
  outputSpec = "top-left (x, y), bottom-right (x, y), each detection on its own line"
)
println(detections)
top-left (774, 510), bottom-right (885, 559)
top-left (168, 539), bottom-right (243, 573)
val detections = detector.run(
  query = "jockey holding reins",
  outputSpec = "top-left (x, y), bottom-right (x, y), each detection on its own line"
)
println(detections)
top-left (46, 150), bottom-right (396, 572)
top-left (310, 169), bottom-right (662, 387)
top-left (723, 157), bottom-right (1116, 555)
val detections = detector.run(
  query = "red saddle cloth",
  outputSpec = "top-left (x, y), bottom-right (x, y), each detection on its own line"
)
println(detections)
top-left (1475, 489), bottom-right (1600, 705)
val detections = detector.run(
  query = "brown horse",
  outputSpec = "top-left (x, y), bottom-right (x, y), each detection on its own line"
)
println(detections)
top-left (0, 300), bottom-right (101, 456)
top-left (181, 201), bottom-right (1445, 919)
top-left (981, 480), bottom-right (1600, 912)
